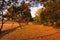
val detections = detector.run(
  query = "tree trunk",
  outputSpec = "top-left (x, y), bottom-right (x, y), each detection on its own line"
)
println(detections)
top-left (0, 11), bottom-right (4, 33)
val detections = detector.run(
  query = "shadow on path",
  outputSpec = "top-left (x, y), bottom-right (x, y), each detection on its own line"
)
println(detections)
top-left (0, 26), bottom-right (19, 38)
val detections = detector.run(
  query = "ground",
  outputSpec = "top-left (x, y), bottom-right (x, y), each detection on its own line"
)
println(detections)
top-left (0, 21), bottom-right (60, 40)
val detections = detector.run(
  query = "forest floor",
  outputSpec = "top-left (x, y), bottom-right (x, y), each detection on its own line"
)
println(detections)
top-left (0, 21), bottom-right (60, 40)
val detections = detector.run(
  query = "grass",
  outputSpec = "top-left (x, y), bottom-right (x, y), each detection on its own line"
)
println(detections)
top-left (0, 21), bottom-right (60, 40)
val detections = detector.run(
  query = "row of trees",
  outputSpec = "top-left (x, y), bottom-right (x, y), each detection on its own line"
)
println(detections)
top-left (1, 0), bottom-right (60, 33)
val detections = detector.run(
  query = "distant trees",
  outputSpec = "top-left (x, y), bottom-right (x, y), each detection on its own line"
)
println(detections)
top-left (34, 8), bottom-right (44, 23)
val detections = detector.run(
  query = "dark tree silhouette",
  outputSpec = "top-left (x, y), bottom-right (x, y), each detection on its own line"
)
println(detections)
top-left (0, 0), bottom-right (6, 33)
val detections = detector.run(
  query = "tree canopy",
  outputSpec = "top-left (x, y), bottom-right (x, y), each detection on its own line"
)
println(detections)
top-left (5, 1), bottom-right (32, 24)
top-left (35, 0), bottom-right (60, 26)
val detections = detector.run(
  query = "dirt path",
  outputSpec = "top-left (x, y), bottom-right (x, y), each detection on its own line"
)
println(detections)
top-left (0, 22), bottom-right (60, 40)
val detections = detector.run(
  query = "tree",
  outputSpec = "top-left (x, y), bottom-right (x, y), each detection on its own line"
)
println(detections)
top-left (39, 0), bottom-right (60, 26)
top-left (15, 1), bottom-right (32, 25)
top-left (5, 1), bottom-right (32, 27)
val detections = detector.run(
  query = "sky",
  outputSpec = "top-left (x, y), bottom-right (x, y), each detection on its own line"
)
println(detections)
top-left (18, 0), bottom-right (43, 17)
top-left (30, 5), bottom-right (43, 17)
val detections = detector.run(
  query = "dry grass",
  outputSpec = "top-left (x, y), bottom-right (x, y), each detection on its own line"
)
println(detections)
top-left (0, 21), bottom-right (60, 40)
